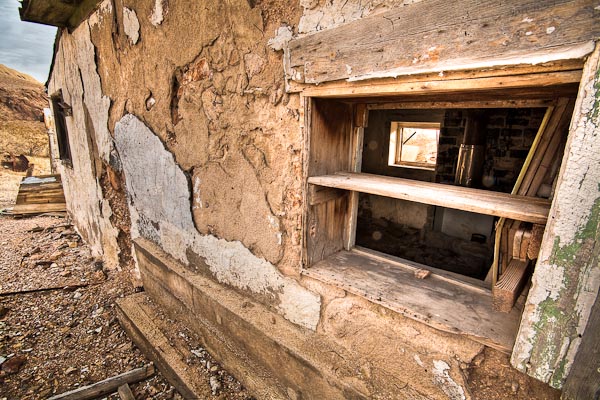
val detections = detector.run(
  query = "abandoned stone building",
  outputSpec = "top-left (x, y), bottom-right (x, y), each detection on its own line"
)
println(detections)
top-left (19, 0), bottom-right (599, 398)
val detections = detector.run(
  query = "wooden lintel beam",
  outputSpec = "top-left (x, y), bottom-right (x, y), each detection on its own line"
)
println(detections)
top-left (286, 0), bottom-right (598, 85)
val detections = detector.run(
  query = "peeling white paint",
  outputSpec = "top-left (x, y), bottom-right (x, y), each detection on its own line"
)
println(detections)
top-left (89, 0), bottom-right (112, 27)
top-left (268, 25), bottom-right (293, 51)
top-left (123, 7), bottom-right (140, 45)
top-left (414, 354), bottom-right (424, 367)
top-left (47, 19), bottom-right (120, 269)
top-left (347, 41), bottom-right (595, 82)
top-left (150, 0), bottom-right (166, 26)
top-left (432, 360), bottom-right (466, 400)
top-left (115, 114), bottom-right (321, 330)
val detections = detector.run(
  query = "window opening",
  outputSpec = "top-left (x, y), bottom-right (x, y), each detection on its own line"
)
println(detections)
top-left (50, 90), bottom-right (72, 163)
top-left (359, 107), bottom-right (550, 279)
top-left (388, 122), bottom-right (440, 170)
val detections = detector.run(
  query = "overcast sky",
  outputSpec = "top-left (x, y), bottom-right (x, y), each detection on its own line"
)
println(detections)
top-left (0, 0), bottom-right (57, 83)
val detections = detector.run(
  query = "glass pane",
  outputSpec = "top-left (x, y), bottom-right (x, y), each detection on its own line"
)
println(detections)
top-left (400, 127), bottom-right (438, 165)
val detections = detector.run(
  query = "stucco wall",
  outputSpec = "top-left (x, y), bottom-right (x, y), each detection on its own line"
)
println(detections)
top-left (45, 0), bottom-right (585, 398)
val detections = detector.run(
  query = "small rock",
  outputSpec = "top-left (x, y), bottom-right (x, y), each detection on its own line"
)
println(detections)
top-left (50, 262), bottom-right (58, 269)
top-left (49, 251), bottom-right (62, 261)
top-left (0, 356), bottom-right (6, 366)
top-left (65, 366), bottom-right (77, 375)
top-left (191, 349), bottom-right (203, 358)
top-left (511, 381), bottom-right (519, 393)
top-left (209, 376), bottom-right (221, 395)
top-left (2, 355), bottom-right (26, 374)
top-left (73, 292), bottom-right (82, 300)
top-left (0, 306), bottom-right (9, 319)
top-left (60, 270), bottom-right (71, 277)
top-left (68, 241), bottom-right (78, 248)
top-left (94, 327), bottom-right (102, 334)
top-left (210, 365), bottom-right (219, 372)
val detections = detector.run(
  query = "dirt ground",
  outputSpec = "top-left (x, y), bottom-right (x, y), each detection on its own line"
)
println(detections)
top-left (0, 182), bottom-right (252, 400)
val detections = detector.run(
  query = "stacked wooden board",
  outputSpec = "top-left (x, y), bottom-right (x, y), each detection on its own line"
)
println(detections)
top-left (9, 174), bottom-right (67, 215)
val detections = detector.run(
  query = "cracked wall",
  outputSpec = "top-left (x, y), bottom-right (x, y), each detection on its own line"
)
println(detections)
top-left (45, 0), bottom-right (592, 397)
top-left (48, 19), bottom-right (121, 270)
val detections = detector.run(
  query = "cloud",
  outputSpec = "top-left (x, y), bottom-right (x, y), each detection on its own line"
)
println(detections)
top-left (0, 0), bottom-right (57, 83)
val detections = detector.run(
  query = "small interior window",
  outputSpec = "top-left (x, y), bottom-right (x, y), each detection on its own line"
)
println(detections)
top-left (388, 122), bottom-right (440, 170)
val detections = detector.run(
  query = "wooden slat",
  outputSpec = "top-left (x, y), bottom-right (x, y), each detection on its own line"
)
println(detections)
top-left (48, 364), bottom-right (155, 400)
top-left (493, 259), bottom-right (529, 313)
top-left (303, 250), bottom-right (521, 352)
top-left (308, 185), bottom-right (345, 206)
top-left (10, 203), bottom-right (67, 214)
top-left (367, 99), bottom-right (556, 110)
top-left (286, 0), bottom-right (597, 84)
top-left (308, 172), bottom-right (551, 224)
top-left (299, 71), bottom-right (582, 99)
top-left (305, 99), bottom-right (354, 266)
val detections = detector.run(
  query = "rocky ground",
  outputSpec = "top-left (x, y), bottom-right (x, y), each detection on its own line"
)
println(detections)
top-left (0, 214), bottom-right (252, 399)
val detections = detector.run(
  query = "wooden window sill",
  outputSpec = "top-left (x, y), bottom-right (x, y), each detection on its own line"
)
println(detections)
top-left (302, 247), bottom-right (524, 353)
top-left (307, 172), bottom-right (551, 224)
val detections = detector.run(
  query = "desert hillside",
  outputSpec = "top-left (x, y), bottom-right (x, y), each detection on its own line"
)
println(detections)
top-left (0, 64), bottom-right (49, 156)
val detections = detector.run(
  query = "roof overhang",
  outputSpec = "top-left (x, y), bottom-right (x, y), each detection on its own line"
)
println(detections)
top-left (19, 0), bottom-right (101, 30)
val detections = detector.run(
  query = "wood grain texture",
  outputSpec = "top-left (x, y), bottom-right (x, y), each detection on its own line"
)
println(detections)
top-left (47, 364), bottom-right (155, 400)
top-left (493, 259), bottom-right (529, 313)
top-left (562, 292), bottom-right (600, 400)
top-left (286, 0), bottom-right (598, 84)
top-left (303, 250), bottom-right (521, 352)
top-left (305, 99), bottom-right (353, 266)
top-left (308, 172), bottom-right (551, 224)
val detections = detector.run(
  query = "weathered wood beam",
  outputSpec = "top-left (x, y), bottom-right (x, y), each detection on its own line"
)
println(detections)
top-left (511, 43), bottom-right (600, 389)
top-left (308, 172), bottom-right (551, 224)
top-left (286, 0), bottom-right (599, 85)
top-left (47, 364), bottom-right (155, 400)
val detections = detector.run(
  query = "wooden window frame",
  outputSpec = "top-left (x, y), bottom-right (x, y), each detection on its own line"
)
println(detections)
top-left (300, 68), bottom-right (580, 352)
top-left (389, 121), bottom-right (440, 170)
top-left (50, 89), bottom-right (73, 165)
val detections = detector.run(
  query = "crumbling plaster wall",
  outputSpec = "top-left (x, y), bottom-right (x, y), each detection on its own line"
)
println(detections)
top-left (48, 0), bottom-right (566, 397)
top-left (47, 20), bottom-right (121, 269)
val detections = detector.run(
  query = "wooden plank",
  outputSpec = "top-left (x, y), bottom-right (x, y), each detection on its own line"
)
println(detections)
top-left (286, 0), bottom-right (597, 84)
top-left (353, 246), bottom-right (490, 293)
top-left (527, 224), bottom-right (545, 260)
top-left (308, 172), bottom-right (551, 224)
top-left (305, 99), bottom-right (354, 266)
top-left (562, 291), bottom-right (600, 400)
top-left (299, 70), bottom-right (582, 99)
top-left (493, 259), bottom-right (529, 313)
top-left (10, 203), bottom-right (67, 214)
top-left (117, 384), bottom-right (135, 400)
top-left (303, 250), bottom-right (521, 353)
top-left (344, 122), bottom-right (365, 250)
top-left (47, 364), bottom-right (155, 400)
top-left (308, 185), bottom-right (345, 206)
top-left (367, 99), bottom-right (555, 110)
top-left (287, 59), bottom-right (584, 93)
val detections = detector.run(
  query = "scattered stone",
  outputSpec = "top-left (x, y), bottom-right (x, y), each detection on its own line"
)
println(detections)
top-left (2, 355), bottom-right (26, 374)
top-left (209, 376), bottom-right (221, 395)
top-left (60, 270), bottom-right (71, 277)
top-left (49, 251), bottom-right (62, 261)
top-left (191, 349), bottom-right (203, 358)
top-left (68, 241), bottom-right (78, 248)
top-left (50, 262), bottom-right (58, 269)
top-left (210, 365), bottom-right (219, 372)
top-left (511, 381), bottom-right (519, 393)
top-left (73, 291), bottom-right (83, 300)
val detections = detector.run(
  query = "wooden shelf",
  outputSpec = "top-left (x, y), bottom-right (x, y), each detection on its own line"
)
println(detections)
top-left (308, 172), bottom-right (551, 224)
top-left (303, 249), bottom-right (523, 352)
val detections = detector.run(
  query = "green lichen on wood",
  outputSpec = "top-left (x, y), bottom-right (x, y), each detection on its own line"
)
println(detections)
top-left (530, 192), bottom-right (600, 387)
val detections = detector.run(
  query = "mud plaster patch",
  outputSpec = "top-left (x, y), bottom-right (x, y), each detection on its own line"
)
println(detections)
top-left (114, 114), bottom-right (321, 330)
top-left (432, 360), bottom-right (466, 400)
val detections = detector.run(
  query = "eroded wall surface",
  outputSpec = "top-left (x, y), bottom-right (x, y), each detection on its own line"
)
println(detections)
top-left (46, 0), bottom-right (579, 398)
